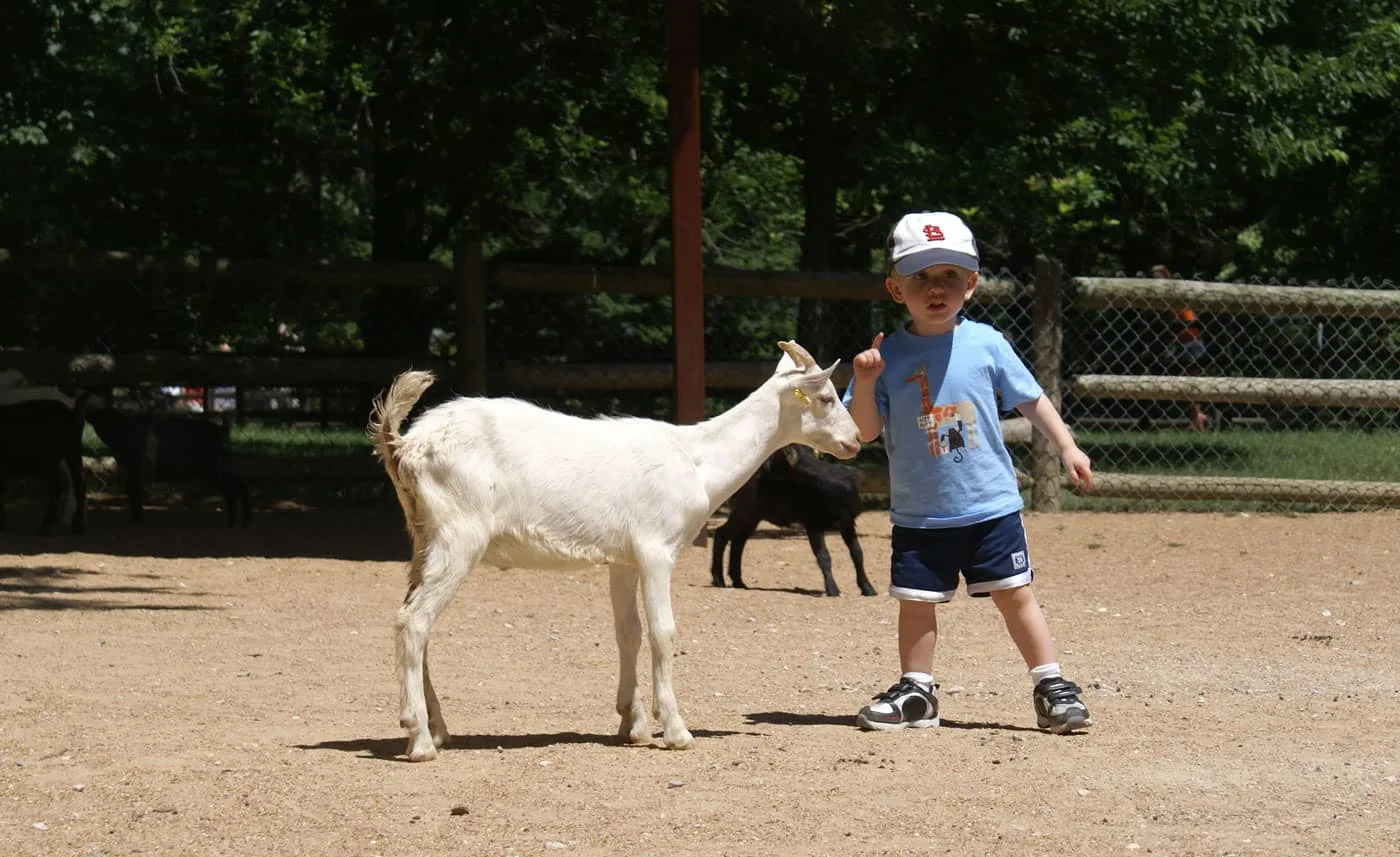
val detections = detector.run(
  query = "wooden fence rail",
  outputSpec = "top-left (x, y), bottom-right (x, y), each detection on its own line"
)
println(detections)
top-left (6, 247), bottom-right (1400, 510)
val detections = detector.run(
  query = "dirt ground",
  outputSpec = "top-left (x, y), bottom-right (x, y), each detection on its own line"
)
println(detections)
top-left (2, 501), bottom-right (1398, 857)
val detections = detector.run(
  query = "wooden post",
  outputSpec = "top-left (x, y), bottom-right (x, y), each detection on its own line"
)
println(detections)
top-left (668, 0), bottom-right (705, 425)
top-left (1030, 255), bottom-right (1064, 512)
top-left (454, 238), bottom-right (488, 395)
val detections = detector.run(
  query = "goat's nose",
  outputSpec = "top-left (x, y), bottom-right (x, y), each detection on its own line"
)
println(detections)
top-left (836, 439), bottom-right (861, 459)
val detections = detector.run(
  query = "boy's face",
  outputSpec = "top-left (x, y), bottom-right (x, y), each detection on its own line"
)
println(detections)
top-left (885, 264), bottom-right (979, 336)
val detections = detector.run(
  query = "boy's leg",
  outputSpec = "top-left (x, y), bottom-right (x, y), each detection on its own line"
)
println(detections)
top-left (966, 515), bottom-right (1094, 734)
top-left (988, 585), bottom-right (1092, 733)
top-left (989, 584), bottom-right (1056, 669)
top-left (857, 526), bottom-right (957, 731)
top-left (856, 599), bottom-right (941, 731)
top-left (898, 599), bottom-right (939, 677)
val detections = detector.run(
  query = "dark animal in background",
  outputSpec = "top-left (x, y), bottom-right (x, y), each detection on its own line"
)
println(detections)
top-left (0, 397), bottom-right (88, 535)
top-left (86, 405), bottom-right (251, 527)
top-left (711, 444), bottom-right (876, 597)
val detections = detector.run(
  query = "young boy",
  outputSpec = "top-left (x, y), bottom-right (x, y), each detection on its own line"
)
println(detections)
top-left (843, 210), bottom-right (1095, 734)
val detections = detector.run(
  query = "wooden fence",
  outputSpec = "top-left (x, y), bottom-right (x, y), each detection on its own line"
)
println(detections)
top-left (3, 246), bottom-right (1399, 509)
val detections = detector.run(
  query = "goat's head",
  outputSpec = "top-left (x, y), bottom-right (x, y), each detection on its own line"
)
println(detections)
top-left (773, 340), bottom-right (861, 460)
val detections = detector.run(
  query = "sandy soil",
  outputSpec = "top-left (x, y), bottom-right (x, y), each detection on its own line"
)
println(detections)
top-left (2, 503), bottom-right (1398, 857)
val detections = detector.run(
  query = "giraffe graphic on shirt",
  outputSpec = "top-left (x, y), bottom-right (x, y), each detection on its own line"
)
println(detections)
top-left (904, 366), bottom-right (980, 461)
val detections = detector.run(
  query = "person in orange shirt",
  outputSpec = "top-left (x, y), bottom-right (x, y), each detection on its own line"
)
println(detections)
top-left (1152, 265), bottom-right (1208, 431)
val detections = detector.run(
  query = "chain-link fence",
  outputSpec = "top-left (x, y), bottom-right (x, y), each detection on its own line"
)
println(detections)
top-left (485, 264), bottom-right (1400, 512)
top-left (1056, 270), bottom-right (1400, 511)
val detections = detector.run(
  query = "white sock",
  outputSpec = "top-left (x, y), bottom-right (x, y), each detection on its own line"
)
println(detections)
top-left (1029, 663), bottom-right (1062, 686)
top-left (902, 671), bottom-right (934, 692)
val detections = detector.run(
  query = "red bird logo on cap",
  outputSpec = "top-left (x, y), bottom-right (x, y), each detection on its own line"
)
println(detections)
top-left (922, 224), bottom-right (945, 241)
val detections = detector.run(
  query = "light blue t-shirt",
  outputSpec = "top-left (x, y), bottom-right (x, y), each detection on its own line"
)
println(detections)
top-left (842, 318), bottom-right (1043, 529)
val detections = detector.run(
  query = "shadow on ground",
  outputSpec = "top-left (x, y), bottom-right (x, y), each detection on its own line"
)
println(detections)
top-left (0, 564), bottom-right (224, 612)
top-left (1, 500), bottom-right (410, 561)
top-left (745, 710), bottom-right (1041, 733)
top-left (296, 726), bottom-right (757, 761)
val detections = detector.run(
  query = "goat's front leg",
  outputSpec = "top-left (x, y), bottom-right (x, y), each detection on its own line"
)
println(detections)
top-left (806, 527), bottom-right (841, 597)
top-left (637, 550), bottom-right (692, 749)
top-left (727, 533), bottom-right (750, 588)
top-left (608, 563), bottom-right (651, 744)
top-left (709, 525), bottom-right (730, 588)
top-left (841, 523), bottom-right (876, 596)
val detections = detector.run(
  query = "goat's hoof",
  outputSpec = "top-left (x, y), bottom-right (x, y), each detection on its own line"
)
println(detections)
top-left (825, 589), bottom-right (841, 597)
top-left (405, 739), bottom-right (439, 762)
top-left (662, 729), bottom-right (694, 750)
top-left (619, 721), bottom-right (653, 745)
top-left (860, 588), bottom-right (878, 597)
top-left (730, 580), bottom-right (747, 590)
top-left (709, 579), bottom-right (725, 588)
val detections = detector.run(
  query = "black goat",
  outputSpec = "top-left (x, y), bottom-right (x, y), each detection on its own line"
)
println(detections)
top-left (710, 444), bottom-right (876, 597)
top-left (0, 397), bottom-right (88, 535)
top-left (85, 405), bottom-right (251, 527)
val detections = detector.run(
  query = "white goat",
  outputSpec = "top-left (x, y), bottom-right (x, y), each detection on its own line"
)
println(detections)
top-left (369, 340), bottom-right (861, 762)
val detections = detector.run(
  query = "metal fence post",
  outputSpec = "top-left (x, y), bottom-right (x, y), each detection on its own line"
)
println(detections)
top-left (1030, 255), bottom-right (1065, 512)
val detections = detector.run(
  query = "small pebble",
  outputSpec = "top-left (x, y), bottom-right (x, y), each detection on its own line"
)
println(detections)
top-left (73, 784), bottom-right (85, 792)
top-left (32, 822), bottom-right (47, 830)
top-left (667, 779), bottom-right (684, 789)
top-left (544, 841), bottom-right (567, 850)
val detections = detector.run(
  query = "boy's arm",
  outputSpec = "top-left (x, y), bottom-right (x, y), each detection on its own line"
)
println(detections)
top-left (847, 379), bottom-right (885, 443)
top-left (1014, 394), bottom-right (1093, 491)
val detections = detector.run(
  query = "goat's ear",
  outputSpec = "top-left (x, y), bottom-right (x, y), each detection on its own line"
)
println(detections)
top-left (782, 445), bottom-right (800, 467)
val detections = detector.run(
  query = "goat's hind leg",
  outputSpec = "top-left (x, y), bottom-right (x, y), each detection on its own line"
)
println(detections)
top-left (609, 563), bottom-right (652, 745)
top-left (422, 647), bottom-right (448, 749)
top-left (396, 529), bottom-right (479, 761)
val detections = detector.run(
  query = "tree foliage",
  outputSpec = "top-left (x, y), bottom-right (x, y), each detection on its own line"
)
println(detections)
top-left (2, 0), bottom-right (1397, 358)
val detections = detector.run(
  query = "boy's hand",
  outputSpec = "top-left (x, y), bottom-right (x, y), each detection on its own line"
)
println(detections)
top-left (1062, 445), bottom-right (1094, 492)
top-left (852, 333), bottom-right (886, 383)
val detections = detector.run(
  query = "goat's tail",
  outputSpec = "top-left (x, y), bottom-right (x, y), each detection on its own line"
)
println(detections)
top-left (369, 370), bottom-right (435, 476)
top-left (369, 371), bottom-right (437, 535)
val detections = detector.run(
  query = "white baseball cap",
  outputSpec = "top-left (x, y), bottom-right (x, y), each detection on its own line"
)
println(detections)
top-left (886, 211), bottom-right (980, 275)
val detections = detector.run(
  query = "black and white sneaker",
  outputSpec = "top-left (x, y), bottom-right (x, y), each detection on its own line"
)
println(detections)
top-left (1033, 676), bottom-right (1093, 733)
top-left (857, 678), bottom-right (939, 731)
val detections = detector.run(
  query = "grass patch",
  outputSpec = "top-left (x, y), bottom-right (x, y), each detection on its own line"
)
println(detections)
top-left (1068, 428), bottom-right (1400, 483)
top-left (82, 423), bottom-right (369, 458)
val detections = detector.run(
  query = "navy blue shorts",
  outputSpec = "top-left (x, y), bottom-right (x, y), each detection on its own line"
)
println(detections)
top-left (889, 512), bottom-right (1034, 603)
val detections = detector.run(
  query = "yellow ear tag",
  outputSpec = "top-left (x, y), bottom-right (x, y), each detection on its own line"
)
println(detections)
top-left (792, 388), bottom-right (812, 406)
